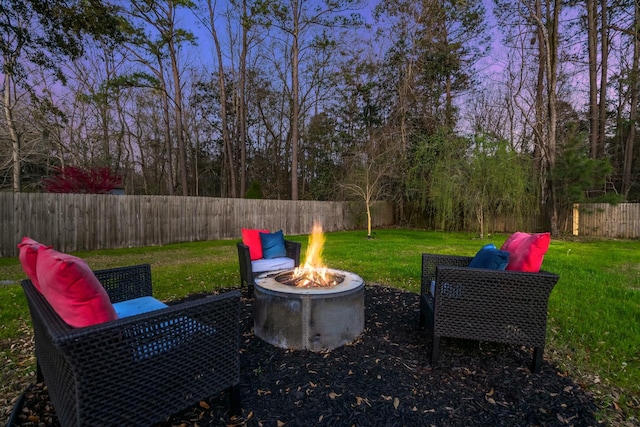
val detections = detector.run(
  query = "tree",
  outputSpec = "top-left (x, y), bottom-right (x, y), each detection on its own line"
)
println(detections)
top-left (463, 136), bottom-right (535, 238)
top-left (552, 125), bottom-right (619, 209)
top-left (254, 0), bottom-right (365, 200)
top-left (585, 0), bottom-right (609, 160)
top-left (340, 138), bottom-right (395, 238)
top-left (406, 130), bottom-right (466, 230)
top-left (407, 129), bottom-right (535, 237)
top-left (121, 0), bottom-right (197, 196)
top-left (375, 0), bottom-right (489, 134)
top-left (495, 0), bottom-right (564, 235)
top-left (621, 0), bottom-right (639, 198)
top-left (42, 166), bottom-right (122, 193)
top-left (1, 0), bottom-right (122, 192)
top-left (200, 0), bottom-right (238, 197)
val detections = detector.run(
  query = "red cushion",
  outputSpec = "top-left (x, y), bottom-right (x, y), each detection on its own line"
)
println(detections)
top-left (36, 247), bottom-right (117, 328)
top-left (17, 237), bottom-right (48, 292)
top-left (500, 232), bottom-right (551, 272)
top-left (242, 228), bottom-right (270, 261)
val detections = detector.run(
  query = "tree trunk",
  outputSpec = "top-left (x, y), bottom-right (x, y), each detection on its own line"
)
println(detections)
top-left (290, 0), bottom-right (300, 200)
top-left (597, 0), bottom-right (608, 159)
top-left (587, 0), bottom-right (599, 158)
top-left (622, 0), bottom-right (639, 197)
top-left (530, 0), bottom-right (560, 235)
top-left (156, 58), bottom-right (175, 195)
top-left (239, 0), bottom-right (248, 198)
top-left (207, 0), bottom-right (237, 198)
top-left (534, 0), bottom-right (545, 194)
top-left (4, 73), bottom-right (22, 192)
top-left (545, 0), bottom-right (560, 236)
top-left (366, 200), bottom-right (372, 238)
top-left (168, 36), bottom-right (189, 196)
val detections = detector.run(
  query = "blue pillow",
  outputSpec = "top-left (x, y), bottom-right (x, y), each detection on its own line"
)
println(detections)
top-left (260, 230), bottom-right (287, 259)
top-left (468, 243), bottom-right (510, 270)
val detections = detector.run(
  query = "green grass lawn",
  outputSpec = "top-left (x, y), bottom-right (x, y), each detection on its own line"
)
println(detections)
top-left (1, 229), bottom-right (638, 423)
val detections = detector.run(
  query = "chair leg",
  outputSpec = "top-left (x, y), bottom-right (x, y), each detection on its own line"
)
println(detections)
top-left (532, 347), bottom-right (543, 373)
top-left (36, 361), bottom-right (44, 383)
top-left (431, 335), bottom-right (441, 365)
top-left (248, 281), bottom-right (254, 298)
top-left (229, 384), bottom-right (241, 417)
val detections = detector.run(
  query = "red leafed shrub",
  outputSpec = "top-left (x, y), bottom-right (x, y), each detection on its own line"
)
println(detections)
top-left (43, 166), bottom-right (123, 194)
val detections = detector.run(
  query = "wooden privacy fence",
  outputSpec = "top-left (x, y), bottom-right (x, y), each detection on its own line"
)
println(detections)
top-left (0, 193), bottom-right (395, 257)
top-left (572, 203), bottom-right (640, 239)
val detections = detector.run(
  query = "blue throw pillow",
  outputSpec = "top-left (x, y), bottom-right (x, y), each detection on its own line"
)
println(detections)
top-left (260, 230), bottom-right (287, 259)
top-left (468, 243), bottom-right (510, 270)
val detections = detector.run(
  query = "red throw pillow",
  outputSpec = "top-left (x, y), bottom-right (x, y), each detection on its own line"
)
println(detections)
top-left (17, 237), bottom-right (48, 292)
top-left (500, 232), bottom-right (529, 253)
top-left (242, 228), bottom-right (270, 260)
top-left (36, 247), bottom-right (117, 328)
top-left (500, 232), bottom-right (551, 272)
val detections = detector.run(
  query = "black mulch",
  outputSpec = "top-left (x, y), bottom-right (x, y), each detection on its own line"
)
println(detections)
top-left (11, 284), bottom-right (599, 427)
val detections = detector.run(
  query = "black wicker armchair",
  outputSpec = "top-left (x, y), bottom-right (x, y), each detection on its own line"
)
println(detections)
top-left (237, 239), bottom-right (301, 297)
top-left (21, 264), bottom-right (241, 427)
top-left (420, 253), bottom-right (559, 373)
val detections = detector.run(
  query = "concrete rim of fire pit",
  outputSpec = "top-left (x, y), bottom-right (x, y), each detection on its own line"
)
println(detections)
top-left (255, 269), bottom-right (363, 295)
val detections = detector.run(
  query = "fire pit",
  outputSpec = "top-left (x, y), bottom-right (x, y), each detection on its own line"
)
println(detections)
top-left (253, 222), bottom-right (365, 351)
top-left (254, 268), bottom-right (365, 351)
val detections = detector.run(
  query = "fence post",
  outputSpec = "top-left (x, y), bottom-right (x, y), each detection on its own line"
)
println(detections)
top-left (572, 203), bottom-right (579, 236)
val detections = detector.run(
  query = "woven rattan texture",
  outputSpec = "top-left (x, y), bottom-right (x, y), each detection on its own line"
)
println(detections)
top-left (21, 265), bottom-right (241, 427)
top-left (237, 239), bottom-right (301, 291)
top-left (94, 264), bottom-right (153, 303)
top-left (420, 253), bottom-right (559, 372)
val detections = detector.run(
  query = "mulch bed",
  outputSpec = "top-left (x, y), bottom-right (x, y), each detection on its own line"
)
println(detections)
top-left (10, 284), bottom-right (599, 426)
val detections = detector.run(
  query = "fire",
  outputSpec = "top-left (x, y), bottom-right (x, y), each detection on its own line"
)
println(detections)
top-left (292, 222), bottom-right (338, 287)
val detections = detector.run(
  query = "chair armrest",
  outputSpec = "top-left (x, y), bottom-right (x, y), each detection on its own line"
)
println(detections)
top-left (237, 242), bottom-right (253, 285)
top-left (284, 240), bottom-right (302, 266)
top-left (94, 264), bottom-right (153, 303)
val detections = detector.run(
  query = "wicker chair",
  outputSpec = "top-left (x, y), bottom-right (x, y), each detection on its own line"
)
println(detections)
top-left (420, 253), bottom-right (559, 373)
top-left (237, 239), bottom-right (301, 297)
top-left (21, 264), bottom-right (241, 427)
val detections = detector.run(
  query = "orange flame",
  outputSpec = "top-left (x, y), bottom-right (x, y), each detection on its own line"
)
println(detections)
top-left (292, 222), bottom-right (337, 287)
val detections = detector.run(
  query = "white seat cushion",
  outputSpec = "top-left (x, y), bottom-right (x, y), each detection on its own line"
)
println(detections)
top-left (252, 257), bottom-right (295, 273)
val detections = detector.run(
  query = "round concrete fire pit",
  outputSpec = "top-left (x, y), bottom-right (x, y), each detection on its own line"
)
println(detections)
top-left (254, 269), bottom-right (365, 352)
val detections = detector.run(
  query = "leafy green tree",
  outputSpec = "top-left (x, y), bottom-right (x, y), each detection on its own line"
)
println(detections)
top-left (406, 129), bottom-right (466, 230)
top-left (462, 136), bottom-right (536, 238)
top-left (302, 112), bottom-right (342, 201)
top-left (407, 129), bottom-right (536, 237)
top-left (245, 180), bottom-right (264, 198)
top-left (552, 125), bottom-right (622, 207)
top-left (375, 0), bottom-right (489, 135)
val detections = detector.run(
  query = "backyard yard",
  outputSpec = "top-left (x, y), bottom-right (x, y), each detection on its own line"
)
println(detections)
top-left (0, 229), bottom-right (638, 425)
